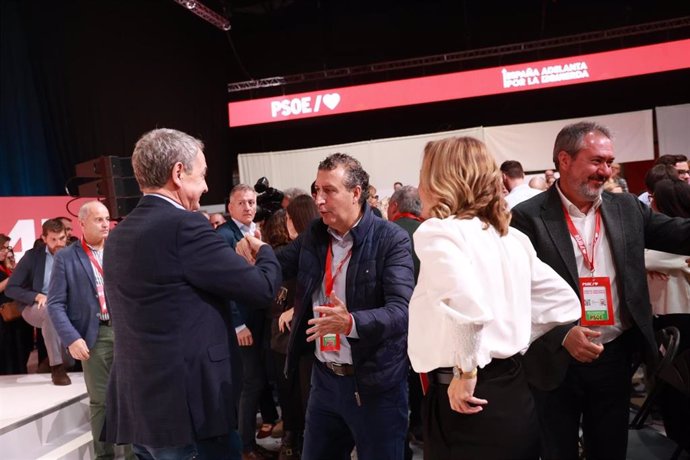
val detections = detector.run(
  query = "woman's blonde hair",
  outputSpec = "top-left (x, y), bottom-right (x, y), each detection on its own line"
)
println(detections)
top-left (420, 136), bottom-right (510, 235)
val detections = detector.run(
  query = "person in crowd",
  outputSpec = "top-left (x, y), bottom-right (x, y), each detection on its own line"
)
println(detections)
top-left (0, 234), bottom-right (34, 375)
top-left (511, 121), bottom-right (690, 460)
top-left (6, 219), bottom-right (72, 385)
top-left (273, 153), bottom-right (415, 460)
top-left (264, 209), bottom-right (298, 460)
top-left (366, 184), bottom-right (383, 218)
top-left (267, 195), bottom-right (320, 460)
top-left (603, 180), bottom-right (623, 193)
top-left (609, 163), bottom-right (629, 193)
top-left (528, 176), bottom-right (548, 191)
top-left (639, 154), bottom-right (689, 205)
top-left (209, 212), bottom-right (227, 229)
top-left (281, 187), bottom-right (309, 208)
top-left (544, 168), bottom-right (557, 187)
top-left (393, 181), bottom-right (403, 191)
top-left (408, 137), bottom-right (580, 460)
top-left (47, 201), bottom-right (135, 459)
top-left (102, 128), bottom-right (281, 460)
top-left (642, 164), bottom-right (679, 209)
top-left (218, 183), bottom-right (280, 460)
top-left (55, 216), bottom-right (78, 245)
top-left (500, 160), bottom-right (543, 209)
top-left (645, 177), bottom-right (690, 453)
top-left (387, 185), bottom-right (424, 453)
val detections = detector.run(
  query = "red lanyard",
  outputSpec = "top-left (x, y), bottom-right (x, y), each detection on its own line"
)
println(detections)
top-left (396, 213), bottom-right (424, 222)
top-left (82, 240), bottom-right (108, 316)
top-left (81, 240), bottom-right (104, 277)
top-left (324, 241), bottom-right (352, 297)
top-left (563, 206), bottom-right (601, 273)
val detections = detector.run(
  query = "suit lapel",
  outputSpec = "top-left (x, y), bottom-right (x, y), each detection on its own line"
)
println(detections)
top-left (76, 244), bottom-right (98, 292)
top-left (541, 188), bottom-right (580, 290)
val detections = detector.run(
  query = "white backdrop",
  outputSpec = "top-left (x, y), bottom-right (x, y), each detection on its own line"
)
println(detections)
top-left (238, 108), bottom-right (658, 198)
top-left (656, 103), bottom-right (690, 158)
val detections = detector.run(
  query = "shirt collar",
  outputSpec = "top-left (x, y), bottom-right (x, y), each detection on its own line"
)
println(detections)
top-left (555, 181), bottom-right (602, 217)
top-left (146, 192), bottom-right (185, 210)
top-left (232, 218), bottom-right (256, 235)
top-left (327, 215), bottom-right (363, 243)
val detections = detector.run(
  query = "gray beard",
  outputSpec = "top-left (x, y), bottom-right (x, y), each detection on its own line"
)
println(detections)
top-left (577, 182), bottom-right (604, 202)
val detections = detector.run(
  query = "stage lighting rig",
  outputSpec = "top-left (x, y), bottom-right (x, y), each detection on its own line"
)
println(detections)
top-left (172, 0), bottom-right (231, 31)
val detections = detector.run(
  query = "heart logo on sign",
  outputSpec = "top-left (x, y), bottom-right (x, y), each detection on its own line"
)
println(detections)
top-left (322, 93), bottom-right (341, 110)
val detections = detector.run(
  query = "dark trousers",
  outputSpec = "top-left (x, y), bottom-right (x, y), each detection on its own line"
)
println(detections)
top-left (423, 356), bottom-right (539, 460)
top-left (531, 333), bottom-right (633, 460)
top-left (238, 341), bottom-right (272, 452)
top-left (302, 361), bottom-right (408, 460)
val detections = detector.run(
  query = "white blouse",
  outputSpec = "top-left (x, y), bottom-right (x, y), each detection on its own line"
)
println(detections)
top-left (408, 217), bottom-right (581, 373)
top-left (645, 249), bottom-right (690, 316)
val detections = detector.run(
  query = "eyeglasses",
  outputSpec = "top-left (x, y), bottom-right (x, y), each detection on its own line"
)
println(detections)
top-left (676, 169), bottom-right (689, 176)
top-left (0, 246), bottom-right (12, 252)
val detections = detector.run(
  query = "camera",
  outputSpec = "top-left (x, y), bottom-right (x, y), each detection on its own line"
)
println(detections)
top-left (254, 177), bottom-right (284, 222)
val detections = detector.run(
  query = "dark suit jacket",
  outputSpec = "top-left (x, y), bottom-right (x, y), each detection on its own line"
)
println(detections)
top-left (511, 187), bottom-right (690, 391)
top-left (102, 195), bottom-right (281, 447)
top-left (392, 216), bottom-right (421, 283)
top-left (47, 242), bottom-right (102, 349)
top-left (6, 246), bottom-right (47, 305)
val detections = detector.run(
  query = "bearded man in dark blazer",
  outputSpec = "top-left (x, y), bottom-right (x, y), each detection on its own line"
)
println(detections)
top-left (102, 128), bottom-right (281, 460)
top-left (511, 121), bottom-right (690, 460)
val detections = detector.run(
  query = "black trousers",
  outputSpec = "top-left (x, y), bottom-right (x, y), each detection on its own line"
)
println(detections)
top-left (531, 332), bottom-right (634, 460)
top-left (423, 356), bottom-right (539, 460)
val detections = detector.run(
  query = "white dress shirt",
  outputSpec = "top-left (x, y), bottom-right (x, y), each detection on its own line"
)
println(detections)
top-left (506, 183), bottom-right (542, 209)
top-left (556, 185), bottom-right (625, 344)
top-left (645, 249), bottom-right (690, 316)
top-left (408, 217), bottom-right (581, 373)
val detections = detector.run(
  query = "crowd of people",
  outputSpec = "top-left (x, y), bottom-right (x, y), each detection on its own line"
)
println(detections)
top-left (0, 121), bottom-right (689, 460)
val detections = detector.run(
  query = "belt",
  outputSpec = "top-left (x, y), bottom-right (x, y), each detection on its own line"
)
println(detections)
top-left (99, 319), bottom-right (112, 327)
top-left (320, 360), bottom-right (355, 377)
top-left (427, 368), bottom-right (454, 385)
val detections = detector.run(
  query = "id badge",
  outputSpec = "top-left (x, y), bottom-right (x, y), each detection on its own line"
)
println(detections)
top-left (578, 277), bottom-right (614, 326)
top-left (319, 301), bottom-right (340, 352)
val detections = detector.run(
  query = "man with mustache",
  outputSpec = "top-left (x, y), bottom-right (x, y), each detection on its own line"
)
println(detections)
top-left (511, 121), bottom-right (690, 460)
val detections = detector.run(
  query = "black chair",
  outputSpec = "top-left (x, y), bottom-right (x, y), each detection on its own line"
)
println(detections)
top-left (629, 326), bottom-right (689, 460)
top-left (630, 326), bottom-right (681, 429)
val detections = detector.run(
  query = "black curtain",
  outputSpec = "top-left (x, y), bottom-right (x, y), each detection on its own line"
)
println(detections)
top-left (0, 0), bottom-right (236, 204)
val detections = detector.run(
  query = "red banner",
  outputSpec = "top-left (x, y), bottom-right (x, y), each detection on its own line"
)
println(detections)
top-left (228, 39), bottom-right (690, 127)
top-left (0, 196), bottom-right (95, 262)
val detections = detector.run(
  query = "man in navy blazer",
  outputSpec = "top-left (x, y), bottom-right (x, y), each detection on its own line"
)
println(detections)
top-left (48, 200), bottom-right (134, 459)
top-left (6, 218), bottom-right (71, 385)
top-left (102, 128), bottom-right (281, 460)
top-left (511, 121), bottom-right (690, 459)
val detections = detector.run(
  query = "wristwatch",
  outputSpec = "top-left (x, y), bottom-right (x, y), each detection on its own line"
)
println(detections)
top-left (452, 366), bottom-right (478, 380)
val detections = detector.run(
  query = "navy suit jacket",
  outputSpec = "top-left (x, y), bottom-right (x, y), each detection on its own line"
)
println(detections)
top-left (6, 246), bottom-right (47, 305)
top-left (47, 242), bottom-right (102, 349)
top-left (102, 195), bottom-right (281, 447)
top-left (511, 187), bottom-right (690, 391)
top-left (217, 219), bottom-right (263, 331)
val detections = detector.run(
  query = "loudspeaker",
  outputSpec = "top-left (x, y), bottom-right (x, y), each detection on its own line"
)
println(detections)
top-left (75, 156), bottom-right (140, 220)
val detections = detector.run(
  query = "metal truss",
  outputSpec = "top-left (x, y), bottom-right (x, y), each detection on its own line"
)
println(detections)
top-left (228, 16), bottom-right (690, 94)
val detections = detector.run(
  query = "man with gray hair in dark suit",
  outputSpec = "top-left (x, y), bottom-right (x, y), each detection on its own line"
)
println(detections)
top-left (102, 128), bottom-right (281, 460)
top-left (511, 121), bottom-right (690, 460)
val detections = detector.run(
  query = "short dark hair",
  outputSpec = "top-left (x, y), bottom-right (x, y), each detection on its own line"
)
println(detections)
top-left (390, 185), bottom-right (422, 216)
top-left (42, 218), bottom-right (65, 237)
top-left (318, 153), bottom-right (370, 205)
top-left (645, 164), bottom-right (678, 193)
top-left (656, 154), bottom-right (688, 167)
top-left (500, 160), bottom-right (525, 179)
top-left (286, 195), bottom-right (319, 235)
top-left (552, 121), bottom-right (612, 171)
top-left (653, 179), bottom-right (690, 218)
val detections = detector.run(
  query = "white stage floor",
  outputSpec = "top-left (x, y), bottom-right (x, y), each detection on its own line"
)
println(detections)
top-left (0, 373), bottom-right (87, 434)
